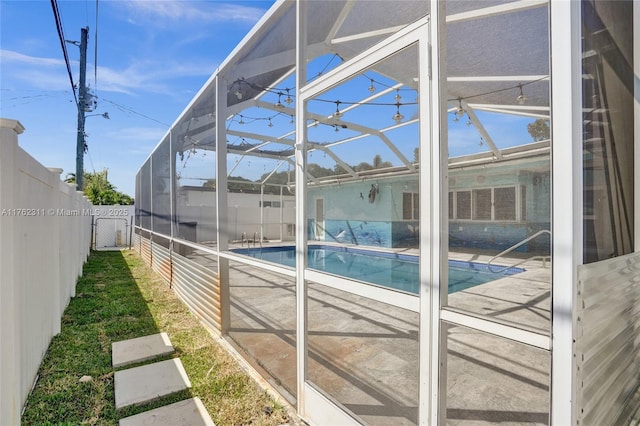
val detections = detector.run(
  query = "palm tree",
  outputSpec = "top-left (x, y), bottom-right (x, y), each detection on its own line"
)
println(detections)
top-left (63, 170), bottom-right (133, 205)
top-left (64, 173), bottom-right (76, 184)
top-left (372, 154), bottom-right (392, 169)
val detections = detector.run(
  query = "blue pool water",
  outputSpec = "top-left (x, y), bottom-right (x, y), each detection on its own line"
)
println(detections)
top-left (232, 245), bottom-right (524, 294)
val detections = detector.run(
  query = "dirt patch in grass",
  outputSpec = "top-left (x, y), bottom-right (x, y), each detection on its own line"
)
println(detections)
top-left (22, 250), bottom-right (295, 425)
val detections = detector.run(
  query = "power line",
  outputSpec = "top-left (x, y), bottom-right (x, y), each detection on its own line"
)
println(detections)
top-left (94, 0), bottom-right (99, 90)
top-left (99, 96), bottom-right (170, 126)
top-left (50, 0), bottom-right (78, 105)
top-left (86, 145), bottom-right (96, 173)
top-left (0, 89), bottom-right (75, 109)
top-left (3, 94), bottom-right (53, 109)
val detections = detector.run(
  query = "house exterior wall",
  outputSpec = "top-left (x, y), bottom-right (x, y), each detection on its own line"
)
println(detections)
top-left (449, 157), bottom-right (551, 253)
top-left (307, 155), bottom-right (551, 252)
top-left (308, 176), bottom-right (420, 248)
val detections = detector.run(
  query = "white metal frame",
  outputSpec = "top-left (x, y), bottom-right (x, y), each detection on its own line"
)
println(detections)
top-left (305, 269), bottom-right (419, 312)
top-left (133, 1), bottom-right (638, 423)
top-left (168, 117), bottom-right (175, 275)
top-left (149, 150), bottom-right (153, 236)
top-left (295, 0), bottom-right (308, 417)
top-left (434, 0), bottom-right (555, 423)
top-left (635, 1), bottom-right (640, 253)
top-left (550, 0), bottom-right (582, 424)
top-left (169, 131), bottom-right (174, 242)
top-left (434, 30), bottom-right (556, 340)
top-left (216, 75), bottom-right (231, 334)
top-left (297, 14), bottom-right (432, 425)
top-left (440, 308), bottom-right (550, 350)
top-left (425, 2), bottom-right (443, 423)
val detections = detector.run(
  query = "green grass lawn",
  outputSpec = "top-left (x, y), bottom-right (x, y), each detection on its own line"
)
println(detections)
top-left (21, 250), bottom-right (292, 425)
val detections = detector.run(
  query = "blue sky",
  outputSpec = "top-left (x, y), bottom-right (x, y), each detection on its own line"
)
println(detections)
top-left (1, 0), bottom-right (275, 196)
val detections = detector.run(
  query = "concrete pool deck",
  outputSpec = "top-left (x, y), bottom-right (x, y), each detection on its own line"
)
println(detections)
top-left (180, 243), bottom-right (551, 424)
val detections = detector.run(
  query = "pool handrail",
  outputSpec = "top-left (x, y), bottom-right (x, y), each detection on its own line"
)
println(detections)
top-left (487, 230), bottom-right (551, 273)
top-left (253, 231), bottom-right (262, 248)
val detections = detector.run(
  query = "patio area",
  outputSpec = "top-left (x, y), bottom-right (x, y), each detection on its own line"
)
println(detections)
top-left (218, 248), bottom-right (551, 425)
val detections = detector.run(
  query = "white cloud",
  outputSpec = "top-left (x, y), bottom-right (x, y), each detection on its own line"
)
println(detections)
top-left (91, 59), bottom-right (214, 95)
top-left (1, 50), bottom-right (71, 91)
top-left (1, 49), bottom-right (212, 95)
top-left (9, 69), bottom-right (71, 91)
top-left (0, 49), bottom-right (63, 67)
top-left (119, 1), bottom-right (266, 26)
top-left (107, 126), bottom-right (167, 143)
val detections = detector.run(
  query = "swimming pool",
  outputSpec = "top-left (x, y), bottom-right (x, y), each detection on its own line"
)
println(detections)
top-left (231, 245), bottom-right (524, 294)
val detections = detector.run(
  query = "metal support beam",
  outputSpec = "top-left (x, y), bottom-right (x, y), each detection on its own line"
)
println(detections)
top-left (446, 0), bottom-right (547, 24)
top-left (295, 0), bottom-right (308, 416)
top-left (423, 4), bottom-right (444, 424)
top-left (260, 159), bottom-right (287, 185)
top-left (215, 76), bottom-right (230, 334)
top-left (325, 1), bottom-right (355, 46)
top-left (461, 100), bottom-right (503, 159)
top-left (307, 143), bottom-right (357, 177)
top-left (635, 2), bottom-right (640, 251)
top-left (550, 0), bottom-right (582, 423)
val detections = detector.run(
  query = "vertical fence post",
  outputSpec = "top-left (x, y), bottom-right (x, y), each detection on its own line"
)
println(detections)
top-left (0, 119), bottom-right (23, 426)
top-left (48, 168), bottom-right (64, 336)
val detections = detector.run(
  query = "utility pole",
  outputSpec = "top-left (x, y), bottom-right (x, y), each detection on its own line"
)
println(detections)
top-left (75, 27), bottom-right (88, 191)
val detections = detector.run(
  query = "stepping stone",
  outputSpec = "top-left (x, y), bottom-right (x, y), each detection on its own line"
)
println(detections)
top-left (114, 358), bottom-right (191, 409)
top-left (119, 397), bottom-right (215, 426)
top-left (112, 332), bottom-right (174, 368)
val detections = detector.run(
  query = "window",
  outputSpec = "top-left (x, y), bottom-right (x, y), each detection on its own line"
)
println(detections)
top-left (520, 186), bottom-right (527, 221)
top-left (450, 186), bottom-right (522, 222)
top-left (403, 192), bottom-right (419, 220)
top-left (456, 191), bottom-right (471, 220)
top-left (259, 201), bottom-right (281, 208)
top-left (494, 187), bottom-right (516, 221)
top-left (473, 189), bottom-right (492, 220)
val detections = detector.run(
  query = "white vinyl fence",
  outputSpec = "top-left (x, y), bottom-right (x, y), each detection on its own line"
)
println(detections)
top-left (0, 119), bottom-right (92, 425)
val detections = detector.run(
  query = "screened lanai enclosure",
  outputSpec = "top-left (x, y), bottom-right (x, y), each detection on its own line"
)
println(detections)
top-left (134, 1), bottom-right (639, 424)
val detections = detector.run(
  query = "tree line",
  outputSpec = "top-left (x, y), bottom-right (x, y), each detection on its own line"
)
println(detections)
top-left (65, 170), bottom-right (134, 205)
top-left (198, 118), bottom-right (549, 194)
